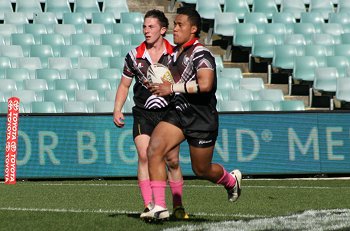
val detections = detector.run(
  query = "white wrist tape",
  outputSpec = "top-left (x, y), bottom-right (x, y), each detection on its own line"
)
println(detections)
top-left (172, 81), bottom-right (199, 94)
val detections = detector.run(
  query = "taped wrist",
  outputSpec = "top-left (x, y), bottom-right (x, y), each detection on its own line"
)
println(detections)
top-left (172, 81), bottom-right (199, 94)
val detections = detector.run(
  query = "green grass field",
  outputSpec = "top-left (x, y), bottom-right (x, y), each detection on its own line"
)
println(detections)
top-left (1, 178), bottom-right (350, 231)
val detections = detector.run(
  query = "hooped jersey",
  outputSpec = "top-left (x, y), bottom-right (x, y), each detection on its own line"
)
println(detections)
top-left (122, 39), bottom-right (174, 110)
top-left (168, 39), bottom-right (218, 131)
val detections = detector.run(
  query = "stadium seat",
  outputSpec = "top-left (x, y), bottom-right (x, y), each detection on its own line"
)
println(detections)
top-left (24, 24), bottom-right (48, 43)
top-left (4, 12), bottom-right (29, 29)
top-left (217, 67), bottom-right (243, 88)
top-left (311, 33), bottom-right (336, 46)
top-left (33, 12), bottom-right (58, 33)
top-left (333, 44), bottom-right (350, 61)
top-left (29, 44), bottom-right (54, 68)
top-left (218, 100), bottom-right (245, 112)
top-left (309, 0), bottom-right (334, 20)
top-left (196, 0), bottom-right (222, 20)
top-left (54, 79), bottom-right (79, 100)
top-left (43, 89), bottom-right (68, 113)
top-left (223, 0), bottom-right (250, 20)
top-left (16, 57), bottom-right (42, 78)
top-left (243, 12), bottom-right (268, 33)
top-left (0, 57), bottom-right (12, 71)
top-left (31, 101), bottom-right (57, 113)
top-left (82, 23), bottom-right (106, 45)
top-left (303, 44), bottom-right (331, 66)
top-left (44, 0), bottom-right (72, 20)
top-left (97, 68), bottom-right (122, 89)
top-left (100, 34), bottom-right (125, 46)
top-left (217, 77), bottom-right (237, 91)
top-left (251, 34), bottom-right (277, 60)
top-left (279, 100), bottom-right (305, 111)
top-left (326, 56), bottom-right (349, 78)
top-left (0, 0), bottom-right (13, 21)
top-left (335, 77), bottom-right (350, 103)
top-left (120, 12), bottom-right (144, 34)
top-left (5, 68), bottom-right (30, 90)
top-left (293, 23), bottom-right (317, 42)
top-left (105, 89), bottom-right (117, 101)
top-left (63, 101), bottom-right (89, 113)
top-left (263, 23), bottom-right (288, 45)
top-left (341, 33), bottom-right (350, 44)
top-left (252, 0), bottom-right (278, 19)
top-left (292, 55), bottom-right (319, 82)
top-left (23, 79), bottom-right (49, 98)
top-left (91, 12), bottom-right (116, 34)
top-left (78, 57), bottom-right (104, 78)
top-left (0, 45), bottom-right (24, 64)
top-left (48, 57), bottom-right (73, 79)
top-left (300, 12), bottom-right (325, 25)
top-left (249, 99), bottom-right (275, 111)
top-left (35, 68), bottom-right (61, 90)
top-left (312, 67), bottom-right (339, 93)
top-left (15, 0), bottom-right (42, 20)
top-left (75, 89), bottom-right (100, 112)
top-left (89, 45), bottom-right (114, 59)
top-left (271, 44), bottom-right (300, 71)
top-left (257, 88), bottom-right (284, 109)
top-left (102, 0), bottom-right (129, 21)
top-left (113, 23), bottom-right (136, 36)
top-left (93, 101), bottom-right (115, 113)
top-left (280, 0), bottom-right (307, 19)
top-left (337, 0), bottom-right (350, 13)
top-left (0, 79), bottom-right (18, 97)
top-left (284, 34), bottom-right (307, 47)
top-left (319, 23), bottom-right (344, 44)
top-left (232, 23), bottom-right (258, 48)
top-left (59, 44), bottom-right (84, 68)
top-left (40, 33), bottom-right (66, 56)
top-left (328, 12), bottom-right (350, 25)
top-left (70, 33), bottom-right (95, 56)
top-left (214, 12), bottom-right (239, 38)
top-left (62, 12), bottom-right (87, 33)
top-left (73, 0), bottom-right (100, 20)
top-left (122, 99), bottom-right (134, 113)
top-left (67, 68), bottom-right (92, 90)
top-left (271, 12), bottom-right (296, 34)
top-left (53, 24), bottom-right (77, 44)
top-left (239, 77), bottom-right (265, 99)
top-left (0, 24), bottom-right (18, 45)
top-left (109, 56), bottom-right (126, 70)
top-left (0, 91), bottom-right (5, 102)
top-left (10, 33), bottom-right (36, 57)
top-left (86, 78), bottom-right (111, 100)
top-left (11, 89), bottom-right (37, 112)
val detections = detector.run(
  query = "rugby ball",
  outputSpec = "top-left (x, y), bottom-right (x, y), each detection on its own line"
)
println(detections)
top-left (147, 63), bottom-right (174, 84)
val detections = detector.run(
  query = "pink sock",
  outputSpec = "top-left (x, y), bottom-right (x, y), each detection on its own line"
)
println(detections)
top-left (150, 181), bottom-right (167, 208)
top-left (138, 179), bottom-right (153, 207)
top-left (217, 167), bottom-right (236, 189)
top-left (169, 180), bottom-right (183, 208)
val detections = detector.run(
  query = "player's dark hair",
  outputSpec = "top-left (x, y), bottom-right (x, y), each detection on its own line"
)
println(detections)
top-left (144, 9), bottom-right (169, 37)
top-left (177, 7), bottom-right (201, 38)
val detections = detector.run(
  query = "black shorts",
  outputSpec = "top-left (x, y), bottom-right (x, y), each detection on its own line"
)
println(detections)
top-left (162, 107), bottom-right (218, 148)
top-left (132, 106), bottom-right (168, 139)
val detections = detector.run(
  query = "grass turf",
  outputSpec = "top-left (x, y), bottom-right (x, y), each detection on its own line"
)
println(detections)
top-left (0, 178), bottom-right (349, 231)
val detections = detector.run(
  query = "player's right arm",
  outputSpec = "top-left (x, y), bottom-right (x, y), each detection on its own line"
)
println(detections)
top-left (113, 76), bottom-right (133, 127)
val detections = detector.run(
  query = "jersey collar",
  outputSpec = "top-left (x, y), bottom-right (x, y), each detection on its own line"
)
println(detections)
top-left (135, 38), bottom-right (174, 59)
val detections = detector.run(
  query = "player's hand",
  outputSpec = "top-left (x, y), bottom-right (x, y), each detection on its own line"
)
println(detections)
top-left (149, 81), bottom-right (172, 97)
top-left (113, 110), bottom-right (125, 128)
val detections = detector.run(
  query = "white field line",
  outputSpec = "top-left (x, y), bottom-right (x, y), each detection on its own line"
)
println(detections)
top-left (163, 209), bottom-right (350, 231)
top-left (1, 182), bottom-right (350, 190)
top-left (0, 207), bottom-right (263, 219)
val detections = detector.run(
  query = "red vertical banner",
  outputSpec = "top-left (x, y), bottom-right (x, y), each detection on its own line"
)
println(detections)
top-left (4, 97), bottom-right (20, 185)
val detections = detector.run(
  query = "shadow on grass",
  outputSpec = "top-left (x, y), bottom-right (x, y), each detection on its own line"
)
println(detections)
top-left (108, 213), bottom-right (210, 223)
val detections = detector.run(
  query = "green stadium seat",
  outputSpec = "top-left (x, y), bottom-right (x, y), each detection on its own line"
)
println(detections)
top-left (70, 33), bottom-right (95, 56)
top-left (251, 34), bottom-right (277, 60)
top-left (113, 23), bottom-right (136, 36)
top-left (0, 57), bottom-right (12, 69)
top-left (15, 0), bottom-right (42, 20)
top-left (252, 0), bottom-right (278, 19)
top-left (271, 12), bottom-right (295, 34)
top-left (31, 101), bottom-right (57, 113)
top-left (10, 33), bottom-right (36, 57)
top-left (63, 101), bottom-right (88, 113)
top-left (73, 0), bottom-right (100, 20)
top-left (0, 79), bottom-right (18, 96)
top-left (45, 0), bottom-right (72, 20)
top-left (86, 78), bottom-right (112, 100)
top-left (5, 68), bottom-right (30, 90)
top-left (24, 24), bottom-right (48, 43)
top-left (218, 100), bottom-right (245, 112)
top-left (35, 68), bottom-right (61, 90)
top-left (93, 101), bottom-right (114, 113)
top-left (0, 24), bottom-right (18, 45)
top-left (309, 0), bottom-right (335, 20)
top-left (97, 68), bottom-right (122, 89)
top-left (279, 100), bottom-right (305, 111)
top-left (292, 55), bottom-right (319, 82)
top-left (0, 0), bottom-right (13, 21)
top-left (326, 55), bottom-right (349, 78)
top-left (62, 12), bottom-right (87, 33)
top-left (280, 0), bottom-right (306, 19)
top-left (91, 12), bottom-right (115, 33)
top-left (59, 45), bottom-right (84, 68)
top-left (16, 57), bottom-right (42, 78)
top-left (53, 24), bottom-right (77, 44)
top-left (43, 89), bottom-right (68, 113)
top-left (102, 0), bottom-right (129, 20)
top-left (48, 57), bottom-right (73, 79)
top-left (66, 68), bottom-right (92, 89)
top-left (33, 12), bottom-right (58, 33)
top-left (82, 23), bottom-right (107, 45)
top-left (249, 99), bottom-right (275, 111)
top-left (120, 12), bottom-right (144, 34)
top-left (75, 89), bottom-right (100, 112)
top-left (232, 23), bottom-right (258, 48)
top-left (29, 44), bottom-right (54, 68)
top-left (4, 12), bottom-right (28, 31)
top-left (214, 12), bottom-right (239, 38)
top-left (223, 0), bottom-right (250, 20)
top-left (54, 79), bottom-right (80, 100)
top-left (40, 33), bottom-right (65, 56)
top-left (335, 77), bottom-right (350, 105)
top-left (313, 67), bottom-right (339, 93)
top-left (11, 89), bottom-right (37, 112)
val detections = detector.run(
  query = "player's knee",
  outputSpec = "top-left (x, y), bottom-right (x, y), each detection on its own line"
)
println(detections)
top-left (192, 165), bottom-right (208, 178)
top-left (166, 159), bottom-right (180, 170)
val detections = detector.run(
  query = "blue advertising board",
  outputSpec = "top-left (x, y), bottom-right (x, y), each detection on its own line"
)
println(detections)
top-left (0, 111), bottom-right (350, 179)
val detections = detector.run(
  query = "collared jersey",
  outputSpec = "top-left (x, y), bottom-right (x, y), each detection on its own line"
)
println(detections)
top-left (122, 39), bottom-right (174, 110)
top-left (168, 39), bottom-right (218, 131)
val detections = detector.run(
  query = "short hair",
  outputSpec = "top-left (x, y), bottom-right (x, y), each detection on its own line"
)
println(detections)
top-left (176, 7), bottom-right (202, 38)
top-left (144, 9), bottom-right (169, 30)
